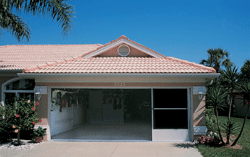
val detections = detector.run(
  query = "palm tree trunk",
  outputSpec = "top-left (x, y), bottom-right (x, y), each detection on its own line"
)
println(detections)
top-left (226, 92), bottom-right (233, 144)
top-left (228, 92), bottom-right (233, 120)
top-left (231, 104), bottom-right (249, 146)
top-left (214, 105), bottom-right (225, 144)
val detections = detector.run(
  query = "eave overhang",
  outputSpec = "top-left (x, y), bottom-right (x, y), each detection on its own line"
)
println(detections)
top-left (17, 73), bottom-right (220, 80)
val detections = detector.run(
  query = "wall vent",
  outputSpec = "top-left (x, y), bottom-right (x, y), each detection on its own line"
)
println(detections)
top-left (118, 45), bottom-right (130, 57)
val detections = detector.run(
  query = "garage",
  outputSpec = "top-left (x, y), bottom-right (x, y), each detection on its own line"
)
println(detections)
top-left (50, 88), bottom-right (152, 141)
top-left (49, 87), bottom-right (190, 141)
top-left (1, 35), bottom-right (218, 142)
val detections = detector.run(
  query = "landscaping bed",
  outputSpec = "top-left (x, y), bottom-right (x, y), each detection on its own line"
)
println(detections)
top-left (0, 139), bottom-right (44, 150)
top-left (196, 116), bottom-right (250, 157)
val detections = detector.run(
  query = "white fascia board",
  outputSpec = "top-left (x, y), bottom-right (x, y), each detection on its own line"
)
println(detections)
top-left (0, 70), bottom-right (23, 73)
top-left (83, 38), bottom-right (164, 58)
top-left (18, 73), bottom-right (220, 79)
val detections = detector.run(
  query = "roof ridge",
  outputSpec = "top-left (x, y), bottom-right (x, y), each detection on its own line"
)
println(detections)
top-left (0, 44), bottom-right (102, 47)
top-left (123, 36), bottom-right (167, 58)
top-left (166, 57), bottom-right (216, 73)
top-left (81, 35), bottom-right (167, 58)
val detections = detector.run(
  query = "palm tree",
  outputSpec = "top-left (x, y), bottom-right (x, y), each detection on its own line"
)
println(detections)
top-left (0, 0), bottom-right (74, 41)
top-left (200, 48), bottom-right (233, 73)
top-left (239, 59), bottom-right (250, 82)
top-left (220, 66), bottom-right (239, 144)
top-left (206, 83), bottom-right (228, 145)
top-left (231, 81), bottom-right (250, 146)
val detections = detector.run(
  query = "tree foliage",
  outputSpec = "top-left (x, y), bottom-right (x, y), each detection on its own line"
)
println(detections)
top-left (0, 0), bottom-right (74, 41)
top-left (203, 54), bottom-right (250, 146)
top-left (205, 83), bottom-right (228, 144)
top-left (239, 59), bottom-right (250, 82)
top-left (231, 80), bottom-right (250, 146)
top-left (200, 48), bottom-right (233, 73)
top-left (219, 66), bottom-right (240, 143)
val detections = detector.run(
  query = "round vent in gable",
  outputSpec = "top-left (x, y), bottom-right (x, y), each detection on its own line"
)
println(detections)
top-left (118, 45), bottom-right (130, 57)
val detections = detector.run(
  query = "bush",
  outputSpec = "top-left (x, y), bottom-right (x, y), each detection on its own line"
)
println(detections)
top-left (198, 134), bottom-right (220, 145)
top-left (0, 105), bottom-right (14, 143)
top-left (0, 99), bottom-right (41, 144)
top-left (205, 108), bottom-right (219, 133)
top-left (31, 126), bottom-right (47, 137)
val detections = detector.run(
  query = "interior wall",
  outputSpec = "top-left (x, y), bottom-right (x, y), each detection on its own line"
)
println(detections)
top-left (124, 90), bottom-right (151, 124)
top-left (84, 89), bottom-right (151, 125)
top-left (88, 90), bottom-right (103, 124)
top-left (73, 101), bottom-right (83, 126)
top-left (50, 90), bottom-right (73, 136)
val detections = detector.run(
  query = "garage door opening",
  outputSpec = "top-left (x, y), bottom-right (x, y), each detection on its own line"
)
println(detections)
top-left (50, 89), bottom-right (152, 141)
top-left (152, 88), bottom-right (190, 141)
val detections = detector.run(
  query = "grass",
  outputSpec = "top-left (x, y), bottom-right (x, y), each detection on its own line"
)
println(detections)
top-left (196, 116), bottom-right (250, 157)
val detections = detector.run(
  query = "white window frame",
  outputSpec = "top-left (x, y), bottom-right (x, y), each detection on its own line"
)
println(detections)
top-left (1, 77), bottom-right (35, 106)
top-left (152, 87), bottom-right (191, 142)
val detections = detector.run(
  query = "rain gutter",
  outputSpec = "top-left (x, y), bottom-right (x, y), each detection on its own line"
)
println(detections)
top-left (17, 73), bottom-right (220, 79)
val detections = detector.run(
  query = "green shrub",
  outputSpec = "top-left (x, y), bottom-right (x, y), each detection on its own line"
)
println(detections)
top-left (0, 99), bottom-right (41, 145)
top-left (31, 126), bottom-right (47, 137)
top-left (0, 104), bottom-right (14, 143)
top-left (205, 108), bottom-right (218, 133)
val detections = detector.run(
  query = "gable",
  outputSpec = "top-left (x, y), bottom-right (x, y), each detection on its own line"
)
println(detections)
top-left (82, 35), bottom-right (166, 58)
top-left (95, 45), bottom-right (153, 57)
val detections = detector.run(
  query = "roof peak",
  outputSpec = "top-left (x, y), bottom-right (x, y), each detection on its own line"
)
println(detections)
top-left (118, 35), bottom-right (128, 39)
top-left (82, 35), bottom-right (166, 58)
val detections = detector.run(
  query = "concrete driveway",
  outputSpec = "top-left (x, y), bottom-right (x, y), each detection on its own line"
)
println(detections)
top-left (0, 141), bottom-right (203, 157)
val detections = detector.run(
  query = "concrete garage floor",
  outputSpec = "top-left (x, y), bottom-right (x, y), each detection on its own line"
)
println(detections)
top-left (51, 123), bottom-right (152, 141)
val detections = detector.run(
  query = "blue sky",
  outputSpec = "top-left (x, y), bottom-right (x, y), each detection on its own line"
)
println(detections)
top-left (1, 0), bottom-right (249, 69)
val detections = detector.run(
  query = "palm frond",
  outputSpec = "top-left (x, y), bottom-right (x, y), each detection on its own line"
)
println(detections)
top-left (1, 0), bottom-right (74, 41)
top-left (222, 58), bottom-right (233, 68)
top-left (11, 0), bottom-right (75, 36)
top-left (221, 120), bottom-right (240, 135)
top-left (220, 66), bottom-right (239, 91)
top-left (237, 81), bottom-right (250, 104)
top-left (206, 85), bottom-right (228, 109)
top-left (0, 2), bottom-right (30, 41)
top-left (200, 59), bottom-right (208, 65)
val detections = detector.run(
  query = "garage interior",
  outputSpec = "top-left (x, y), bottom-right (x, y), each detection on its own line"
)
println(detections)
top-left (50, 89), bottom-right (152, 141)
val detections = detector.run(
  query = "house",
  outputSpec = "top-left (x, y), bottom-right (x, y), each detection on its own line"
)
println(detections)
top-left (0, 35), bottom-right (219, 142)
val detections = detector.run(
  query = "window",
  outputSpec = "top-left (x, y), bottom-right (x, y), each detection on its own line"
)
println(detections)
top-left (2, 79), bottom-right (35, 106)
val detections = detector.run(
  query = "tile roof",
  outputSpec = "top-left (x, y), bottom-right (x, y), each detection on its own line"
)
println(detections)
top-left (24, 57), bottom-right (216, 73)
top-left (0, 44), bottom-right (102, 70)
top-left (0, 35), bottom-right (216, 74)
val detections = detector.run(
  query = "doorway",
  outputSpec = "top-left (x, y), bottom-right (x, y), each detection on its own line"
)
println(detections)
top-left (50, 89), bottom-right (152, 141)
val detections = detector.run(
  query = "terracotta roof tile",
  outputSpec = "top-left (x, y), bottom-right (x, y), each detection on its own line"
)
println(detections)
top-left (25, 57), bottom-right (216, 74)
top-left (1, 36), bottom-right (216, 74)
top-left (0, 44), bottom-right (101, 70)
